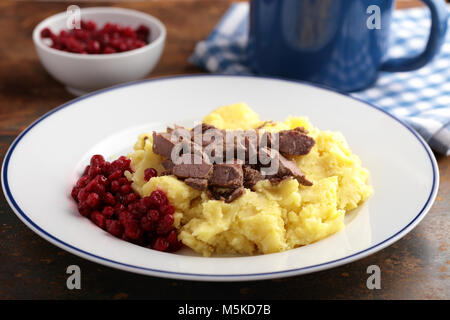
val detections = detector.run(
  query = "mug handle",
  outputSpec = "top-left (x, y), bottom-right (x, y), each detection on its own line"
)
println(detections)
top-left (380, 0), bottom-right (448, 72)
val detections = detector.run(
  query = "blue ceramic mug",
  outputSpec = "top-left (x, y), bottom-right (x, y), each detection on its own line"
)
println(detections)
top-left (248, 0), bottom-right (448, 91)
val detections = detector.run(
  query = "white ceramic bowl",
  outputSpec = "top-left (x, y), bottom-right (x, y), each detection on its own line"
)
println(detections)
top-left (32, 7), bottom-right (166, 96)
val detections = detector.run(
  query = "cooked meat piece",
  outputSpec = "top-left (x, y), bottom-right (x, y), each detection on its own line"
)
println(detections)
top-left (209, 163), bottom-right (244, 188)
top-left (172, 154), bottom-right (213, 179)
top-left (278, 128), bottom-right (315, 156)
top-left (207, 186), bottom-right (245, 203)
top-left (259, 147), bottom-right (312, 186)
top-left (225, 187), bottom-right (245, 203)
top-left (152, 132), bottom-right (177, 158)
top-left (243, 165), bottom-right (263, 188)
top-left (161, 159), bottom-right (174, 170)
top-left (153, 129), bottom-right (193, 159)
top-left (191, 123), bottom-right (225, 147)
top-left (184, 178), bottom-right (208, 191)
top-left (172, 162), bottom-right (213, 179)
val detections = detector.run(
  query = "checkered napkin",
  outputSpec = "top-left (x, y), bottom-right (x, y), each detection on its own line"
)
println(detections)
top-left (189, 3), bottom-right (450, 155)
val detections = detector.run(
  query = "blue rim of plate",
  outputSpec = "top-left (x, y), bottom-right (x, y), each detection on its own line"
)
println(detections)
top-left (1, 74), bottom-right (439, 280)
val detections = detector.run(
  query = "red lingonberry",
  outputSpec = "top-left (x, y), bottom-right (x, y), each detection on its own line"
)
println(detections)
top-left (103, 46), bottom-right (116, 54)
top-left (71, 187), bottom-right (80, 201)
top-left (121, 26), bottom-right (136, 38)
top-left (144, 168), bottom-right (157, 181)
top-left (153, 237), bottom-right (169, 251)
top-left (124, 220), bottom-right (142, 240)
top-left (134, 200), bottom-right (147, 214)
top-left (120, 184), bottom-right (131, 194)
top-left (102, 162), bottom-right (112, 175)
top-left (149, 189), bottom-right (168, 207)
top-left (88, 165), bottom-right (102, 179)
top-left (118, 210), bottom-right (133, 225)
top-left (75, 175), bottom-right (90, 188)
top-left (86, 192), bottom-right (100, 208)
top-left (86, 40), bottom-right (101, 53)
top-left (147, 209), bottom-right (160, 222)
top-left (97, 175), bottom-right (108, 186)
top-left (119, 42), bottom-right (128, 52)
top-left (59, 30), bottom-right (69, 38)
top-left (109, 38), bottom-right (121, 50)
top-left (160, 203), bottom-right (175, 216)
top-left (73, 29), bottom-right (89, 41)
top-left (101, 206), bottom-right (114, 217)
top-left (88, 180), bottom-right (105, 196)
top-left (77, 188), bottom-right (89, 202)
top-left (81, 20), bottom-right (97, 31)
top-left (114, 203), bottom-right (126, 215)
top-left (136, 25), bottom-right (149, 40)
top-left (134, 40), bottom-right (147, 49)
top-left (125, 193), bottom-right (138, 204)
top-left (156, 214), bottom-right (174, 235)
top-left (64, 37), bottom-right (85, 53)
top-left (108, 170), bottom-right (122, 181)
top-left (103, 192), bottom-right (116, 206)
top-left (166, 230), bottom-right (178, 245)
top-left (83, 165), bottom-right (90, 176)
top-left (140, 216), bottom-right (153, 232)
top-left (90, 211), bottom-right (105, 229)
top-left (40, 27), bottom-right (53, 38)
top-left (115, 193), bottom-right (126, 204)
top-left (106, 219), bottom-right (123, 237)
top-left (142, 196), bottom-right (153, 208)
top-left (110, 180), bottom-right (120, 193)
top-left (168, 240), bottom-right (183, 252)
top-left (127, 202), bottom-right (141, 216)
top-left (78, 202), bottom-right (91, 217)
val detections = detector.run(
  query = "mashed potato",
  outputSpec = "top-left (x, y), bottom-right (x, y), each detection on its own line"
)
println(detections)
top-left (127, 103), bottom-right (373, 256)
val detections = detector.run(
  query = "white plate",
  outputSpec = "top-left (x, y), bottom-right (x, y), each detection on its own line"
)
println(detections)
top-left (2, 75), bottom-right (439, 281)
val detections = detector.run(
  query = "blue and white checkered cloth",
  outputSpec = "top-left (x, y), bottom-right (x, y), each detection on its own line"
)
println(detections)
top-left (190, 3), bottom-right (450, 155)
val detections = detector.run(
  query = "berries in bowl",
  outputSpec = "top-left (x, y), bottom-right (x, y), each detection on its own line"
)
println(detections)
top-left (32, 7), bottom-right (166, 96)
top-left (40, 20), bottom-right (151, 54)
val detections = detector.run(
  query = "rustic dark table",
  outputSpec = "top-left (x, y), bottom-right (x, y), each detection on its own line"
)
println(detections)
top-left (0, 0), bottom-right (448, 300)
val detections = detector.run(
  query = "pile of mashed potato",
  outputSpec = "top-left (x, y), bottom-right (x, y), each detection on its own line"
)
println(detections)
top-left (126, 103), bottom-right (373, 256)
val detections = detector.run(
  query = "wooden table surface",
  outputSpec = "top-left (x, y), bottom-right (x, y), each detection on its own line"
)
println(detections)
top-left (0, 0), bottom-right (448, 300)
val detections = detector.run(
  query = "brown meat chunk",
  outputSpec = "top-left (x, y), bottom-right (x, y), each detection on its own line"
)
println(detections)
top-left (259, 147), bottom-right (312, 186)
top-left (191, 123), bottom-right (224, 148)
top-left (172, 154), bottom-right (213, 179)
top-left (225, 187), bottom-right (245, 203)
top-left (209, 163), bottom-right (243, 188)
top-left (161, 159), bottom-right (174, 170)
top-left (152, 132), bottom-right (176, 158)
top-left (243, 165), bottom-right (263, 188)
top-left (207, 186), bottom-right (245, 203)
top-left (153, 129), bottom-right (193, 159)
top-left (185, 178), bottom-right (208, 191)
top-left (172, 163), bottom-right (213, 179)
top-left (278, 128), bottom-right (315, 156)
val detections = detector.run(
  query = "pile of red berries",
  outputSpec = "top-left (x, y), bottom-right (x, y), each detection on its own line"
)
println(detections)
top-left (41, 20), bottom-right (150, 54)
top-left (71, 154), bottom-right (181, 252)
